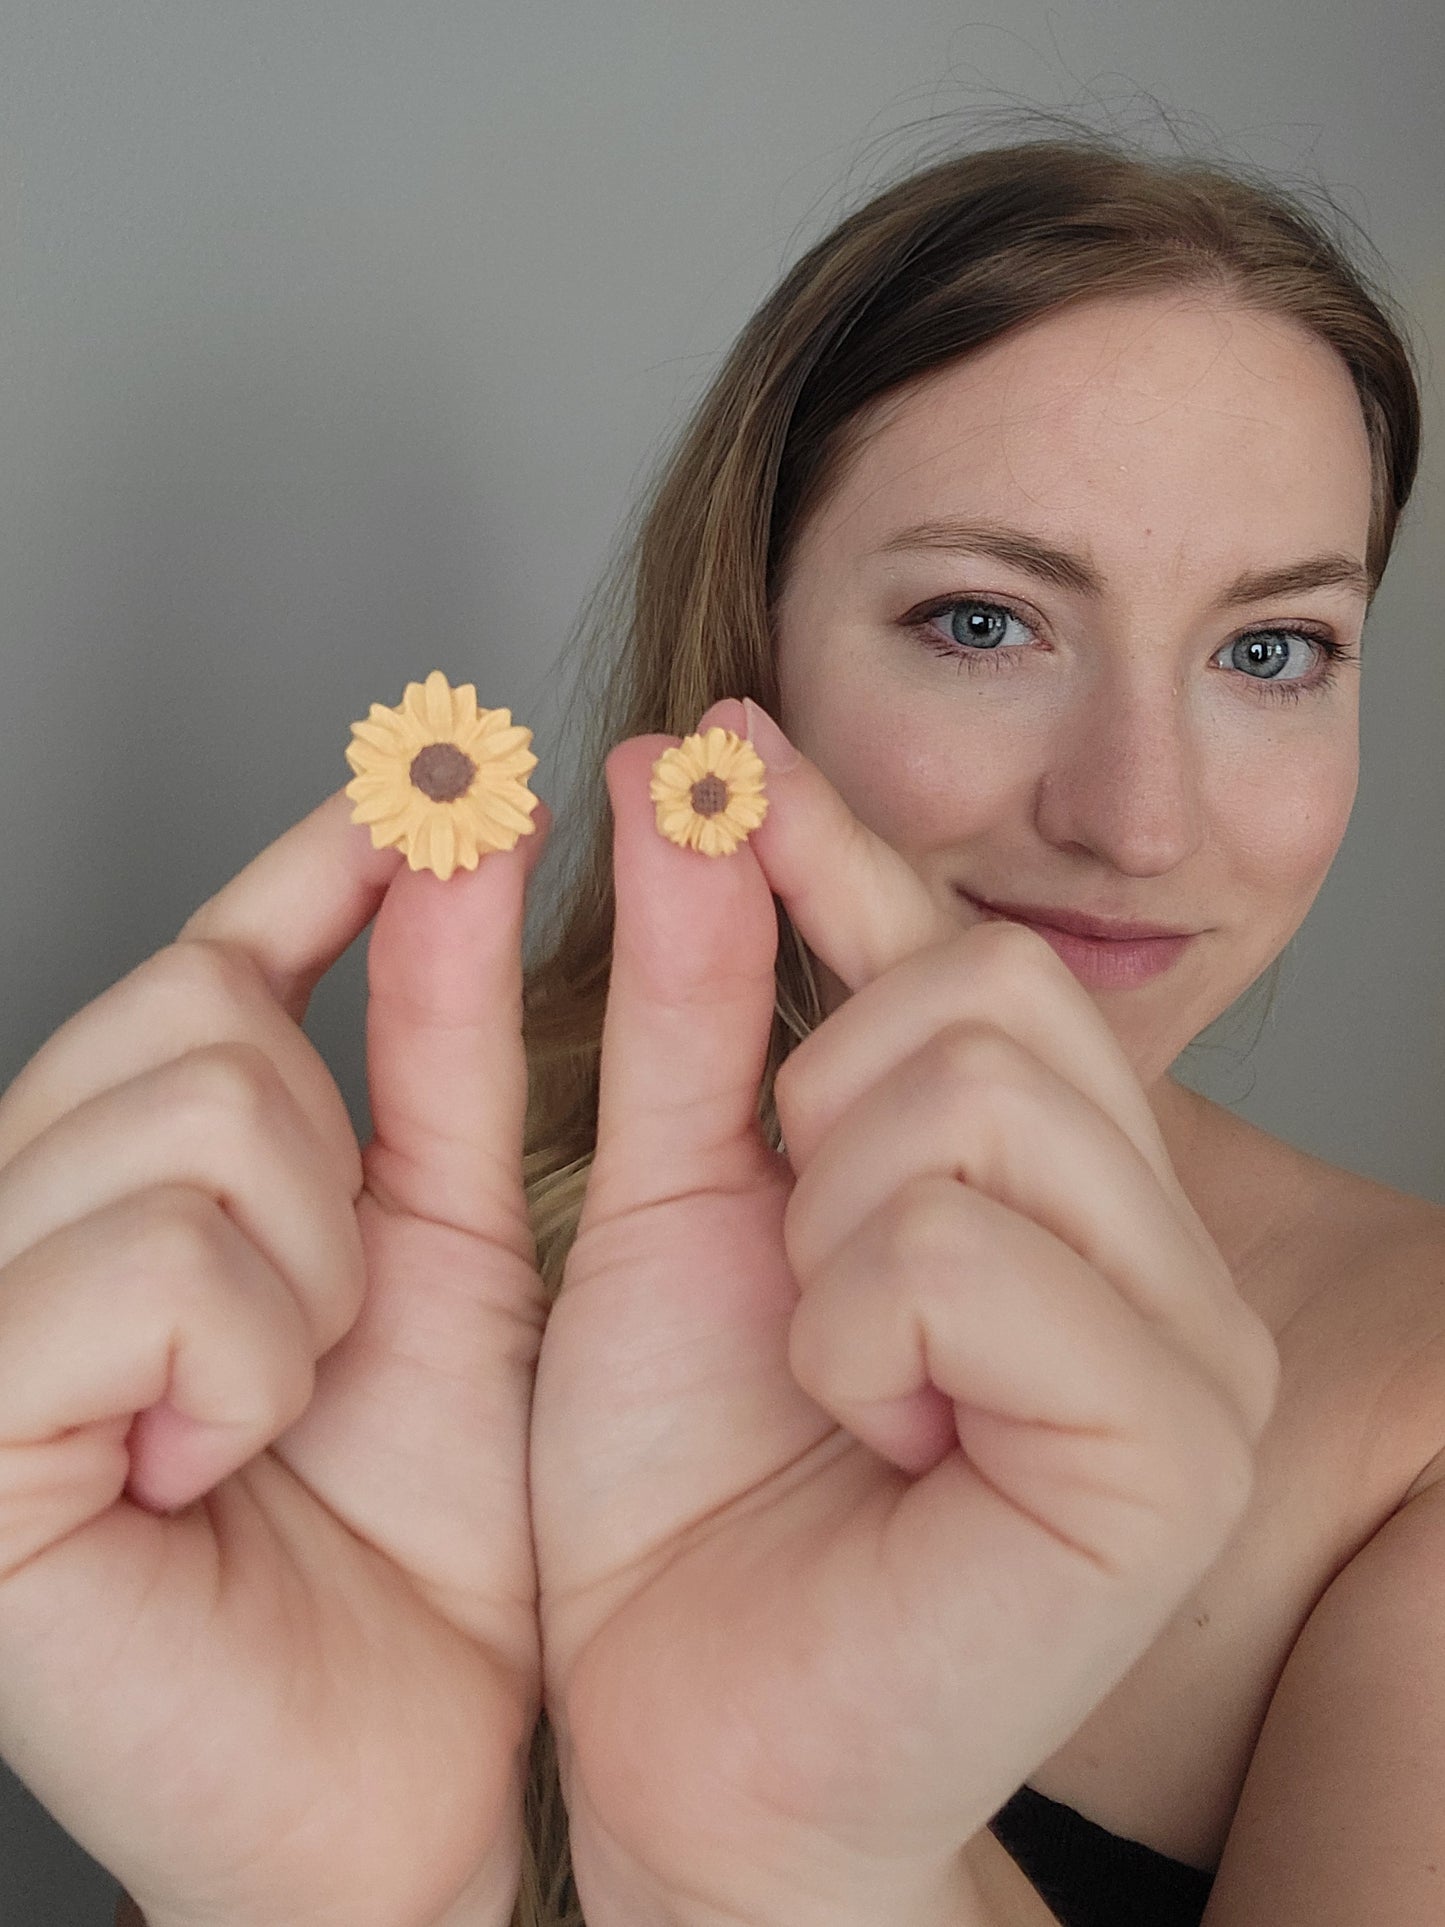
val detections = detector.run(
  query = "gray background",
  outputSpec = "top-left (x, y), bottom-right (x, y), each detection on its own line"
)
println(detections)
top-left (0, 3), bottom-right (1440, 1920)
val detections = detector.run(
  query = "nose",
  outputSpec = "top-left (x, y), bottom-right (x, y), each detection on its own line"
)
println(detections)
top-left (1032, 664), bottom-right (1205, 877)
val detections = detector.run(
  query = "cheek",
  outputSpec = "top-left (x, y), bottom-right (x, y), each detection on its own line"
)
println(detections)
top-left (1215, 735), bottom-right (1358, 899)
top-left (782, 675), bottom-right (1013, 853)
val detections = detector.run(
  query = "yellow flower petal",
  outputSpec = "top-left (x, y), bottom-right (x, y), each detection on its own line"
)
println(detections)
top-left (647, 724), bottom-right (768, 857)
top-left (470, 723), bottom-right (532, 757)
top-left (347, 792), bottom-right (404, 827)
top-left (344, 672), bottom-right (540, 875)
top-left (726, 795), bottom-right (768, 829)
top-left (473, 793), bottom-right (539, 835)
top-left (429, 812), bottom-right (454, 877)
top-left (348, 717), bottom-right (406, 754)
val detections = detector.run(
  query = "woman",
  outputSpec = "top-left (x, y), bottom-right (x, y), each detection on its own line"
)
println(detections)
top-left (517, 123), bottom-right (1440, 1925)
top-left (1, 121), bottom-right (1430, 1927)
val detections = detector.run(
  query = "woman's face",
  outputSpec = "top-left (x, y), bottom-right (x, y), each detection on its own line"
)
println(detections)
top-left (771, 290), bottom-right (1374, 1090)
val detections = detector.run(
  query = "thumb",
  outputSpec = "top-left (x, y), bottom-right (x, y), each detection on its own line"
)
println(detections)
top-left (582, 700), bottom-right (780, 1231)
top-left (361, 795), bottom-right (553, 1258)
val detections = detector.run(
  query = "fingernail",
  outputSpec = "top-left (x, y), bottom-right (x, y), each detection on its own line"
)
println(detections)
top-left (743, 698), bottom-right (800, 773)
top-left (694, 696), bottom-right (748, 737)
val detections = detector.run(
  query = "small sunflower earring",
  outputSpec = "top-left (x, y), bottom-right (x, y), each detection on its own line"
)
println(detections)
top-left (649, 724), bottom-right (768, 857)
top-left (343, 669), bottom-right (540, 880)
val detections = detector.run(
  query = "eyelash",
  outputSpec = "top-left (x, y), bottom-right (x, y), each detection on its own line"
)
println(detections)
top-left (905, 595), bottom-right (1360, 705)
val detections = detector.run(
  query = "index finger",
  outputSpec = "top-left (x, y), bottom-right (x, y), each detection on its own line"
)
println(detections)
top-left (722, 698), bottom-right (949, 994)
top-left (0, 783), bottom-right (551, 1187)
top-left (730, 701), bottom-right (1184, 1205)
top-left (177, 783), bottom-right (549, 1026)
top-left (0, 785), bottom-right (407, 1185)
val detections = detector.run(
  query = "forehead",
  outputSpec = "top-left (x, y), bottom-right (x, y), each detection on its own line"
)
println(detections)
top-left (801, 291), bottom-right (1372, 577)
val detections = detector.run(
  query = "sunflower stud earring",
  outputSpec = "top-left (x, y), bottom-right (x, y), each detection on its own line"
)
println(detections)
top-left (649, 725), bottom-right (768, 857)
top-left (343, 669), bottom-right (540, 880)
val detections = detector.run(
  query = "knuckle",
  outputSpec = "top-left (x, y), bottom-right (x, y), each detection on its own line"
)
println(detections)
top-left (874, 1174), bottom-right (967, 1273)
top-left (1204, 1421), bottom-right (1260, 1535)
top-left (1203, 1242), bottom-right (1240, 1300)
top-left (1238, 1319), bottom-right (1284, 1442)
top-left (968, 913), bottom-right (1053, 973)
top-left (174, 1039), bottom-right (288, 1132)
top-left (1166, 1385), bottom-right (1260, 1545)
top-left (962, 916), bottom-right (1067, 1003)
top-left (323, 1206), bottom-right (368, 1323)
top-left (145, 937), bottom-right (267, 1028)
top-left (150, 932), bottom-right (263, 1009)
top-left (273, 1344), bottom-right (319, 1431)
top-left (786, 1290), bottom-right (833, 1393)
top-left (772, 1034), bottom-right (822, 1134)
top-left (918, 1020), bottom-right (1023, 1112)
top-left (934, 1018), bottom-right (1016, 1082)
top-left (771, 1042), bottom-right (804, 1112)
top-left (128, 1183), bottom-right (232, 1279)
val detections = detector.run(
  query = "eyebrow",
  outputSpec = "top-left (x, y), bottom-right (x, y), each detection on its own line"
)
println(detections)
top-left (874, 518), bottom-right (1372, 608)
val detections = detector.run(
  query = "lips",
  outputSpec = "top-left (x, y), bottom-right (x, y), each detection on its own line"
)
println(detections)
top-left (957, 891), bottom-right (1199, 990)
top-left (959, 893), bottom-right (1197, 942)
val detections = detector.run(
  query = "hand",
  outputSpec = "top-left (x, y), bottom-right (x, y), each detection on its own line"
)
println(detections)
top-left (530, 698), bottom-right (1280, 1927)
top-left (0, 785), bottom-right (550, 1927)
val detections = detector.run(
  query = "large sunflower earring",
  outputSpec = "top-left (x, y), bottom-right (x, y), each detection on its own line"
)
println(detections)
top-left (343, 669), bottom-right (540, 881)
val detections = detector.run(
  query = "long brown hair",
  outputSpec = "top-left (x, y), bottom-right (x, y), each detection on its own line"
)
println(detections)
top-left (511, 109), bottom-right (1423, 1925)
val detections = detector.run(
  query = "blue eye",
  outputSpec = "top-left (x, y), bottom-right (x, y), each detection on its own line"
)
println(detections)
top-left (905, 595), bottom-right (1358, 705)
top-left (936, 602), bottom-right (1030, 651)
top-left (1225, 632), bottom-right (1316, 682)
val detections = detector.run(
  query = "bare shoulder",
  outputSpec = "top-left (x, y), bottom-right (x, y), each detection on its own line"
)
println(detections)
top-left (1190, 1092), bottom-right (1445, 1322)
top-left (1296, 1154), bottom-right (1445, 1504)
top-left (1188, 1093), bottom-right (1445, 1504)
top-left (1366, 1192), bottom-right (1445, 1502)
top-left (1308, 1155), bottom-right (1445, 1287)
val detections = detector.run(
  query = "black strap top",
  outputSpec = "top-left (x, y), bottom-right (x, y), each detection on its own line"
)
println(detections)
top-left (987, 1782), bottom-right (1215, 1926)
top-left (553, 1784), bottom-right (1212, 1926)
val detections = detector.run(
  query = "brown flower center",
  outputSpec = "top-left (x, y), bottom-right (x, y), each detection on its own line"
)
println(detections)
top-left (689, 774), bottom-right (729, 817)
top-left (409, 742), bottom-right (477, 803)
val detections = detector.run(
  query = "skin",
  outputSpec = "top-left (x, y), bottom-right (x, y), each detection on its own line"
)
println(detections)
top-left (536, 712), bottom-right (1278, 1927)
top-left (532, 290), bottom-right (1369, 1927)
top-left (0, 792), bottom-right (555, 1927)
top-left (771, 288), bottom-right (1374, 1169)
top-left (17, 290), bottom-right (1373, 1927)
